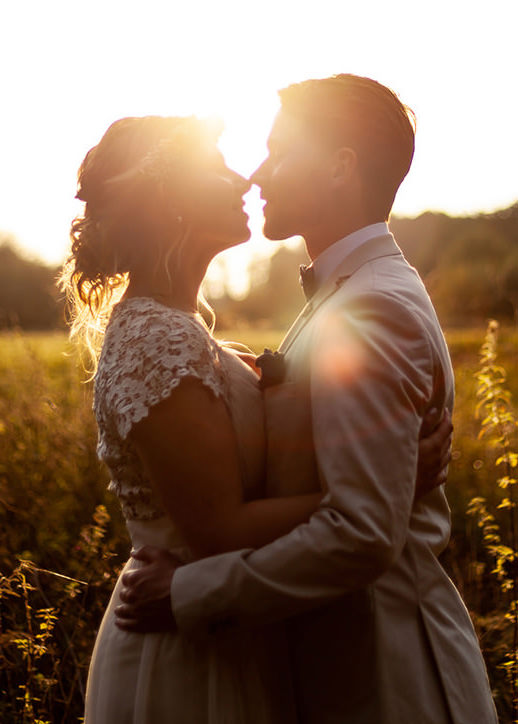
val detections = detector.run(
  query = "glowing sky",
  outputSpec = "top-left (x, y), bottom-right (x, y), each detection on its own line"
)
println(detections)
top-left (0, 0), bottom-right (516, 295)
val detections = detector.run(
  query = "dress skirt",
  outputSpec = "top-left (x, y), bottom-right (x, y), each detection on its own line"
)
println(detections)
top-left (84, 518), bottom-right (297, 724)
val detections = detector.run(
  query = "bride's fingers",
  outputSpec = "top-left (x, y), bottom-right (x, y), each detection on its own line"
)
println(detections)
top-left (440, 443), bottom-right (452, 469)
top-left (421, 409), bottom-right (453, 445)
top-left (421, 414), bottom-right (453, 474)
top-left (436, 467), bottom-right (448, 486)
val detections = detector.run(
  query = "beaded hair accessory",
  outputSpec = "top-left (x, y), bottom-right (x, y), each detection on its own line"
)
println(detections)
top-left (136, 117), bottom-right (219, 184)
top-left (76, 116), bottom-right (223, 202)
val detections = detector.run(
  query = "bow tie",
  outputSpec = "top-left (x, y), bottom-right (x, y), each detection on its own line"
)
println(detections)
top-left (299, 264), bottom-right (318, 300)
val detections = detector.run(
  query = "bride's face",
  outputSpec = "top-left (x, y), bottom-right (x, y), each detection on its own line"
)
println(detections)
top-left (177, 148), bottom-right (251, 255)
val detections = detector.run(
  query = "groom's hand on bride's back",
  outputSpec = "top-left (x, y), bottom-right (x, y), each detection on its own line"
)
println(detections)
top-left (114, 546), bottom-right (182, 633)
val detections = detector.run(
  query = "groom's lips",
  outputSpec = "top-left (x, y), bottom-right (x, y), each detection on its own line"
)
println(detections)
top-left (232, 199), bottom-right (247, 214)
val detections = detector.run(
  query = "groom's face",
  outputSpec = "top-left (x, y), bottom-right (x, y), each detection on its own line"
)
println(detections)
top-left (251, 110), bottom-right (332, 241)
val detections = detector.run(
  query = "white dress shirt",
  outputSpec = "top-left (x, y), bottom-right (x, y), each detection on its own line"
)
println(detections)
top-left (311, 222), bottom-right (390, 288)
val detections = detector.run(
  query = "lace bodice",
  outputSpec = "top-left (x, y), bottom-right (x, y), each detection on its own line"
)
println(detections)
top-left (94, 297), bottom-right (265, 520)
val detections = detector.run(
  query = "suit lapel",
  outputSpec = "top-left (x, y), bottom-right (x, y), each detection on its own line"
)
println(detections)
top-left (279, 234), bottom-right (402, 355)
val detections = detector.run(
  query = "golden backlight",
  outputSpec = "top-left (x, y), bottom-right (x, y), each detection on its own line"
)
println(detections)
top-left (0, 0), bottom-right (516, 298)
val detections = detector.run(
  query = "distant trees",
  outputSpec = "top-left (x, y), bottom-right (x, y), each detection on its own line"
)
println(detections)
top-left (390, 203), bottom-right (518, 326)
top-left (0, 238), bottom-right (64, 330)
top-left (213, 201), bottom-right (518, 329)
top-left (211, 244), bottom-right (309, 329)
top-left (1, 201), bottom-right (518, 331)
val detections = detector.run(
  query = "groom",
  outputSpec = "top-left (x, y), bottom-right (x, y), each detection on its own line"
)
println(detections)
top-left (115, 75), bottom-right (497, 722)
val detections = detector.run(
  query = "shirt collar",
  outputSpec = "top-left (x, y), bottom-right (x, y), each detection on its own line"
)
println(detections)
top-left (311, 222), bottom-right (390, 288)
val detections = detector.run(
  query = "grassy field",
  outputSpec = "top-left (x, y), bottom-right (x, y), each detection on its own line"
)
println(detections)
top-left (0, 325), bottom-right (517, 722)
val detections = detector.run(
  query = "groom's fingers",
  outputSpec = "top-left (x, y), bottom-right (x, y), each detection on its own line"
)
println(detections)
top-left (114, 604), bottom-right (153, 632)
top-left (115, 603), bottom-right (137, 620)
top-left (119, 586), bottom-right (138, 604)
top-left (120, 570), bottom-right (149, 602)
top-left (119, 570), bottom-right (161, 605)
top-left (129, 546), bottom-right (184, 575)
top-left (114, 602), bottom-right (176, 633)
top-left (121, 569), bottom-right (139, 589)
top-left (121, 559), bottom-right (180, 598)
top-left (130, 545), bottom-right (163, 564)
top-left (116, 546), bottom-right (182, 632)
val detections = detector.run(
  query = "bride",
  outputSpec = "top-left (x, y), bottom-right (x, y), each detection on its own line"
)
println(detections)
top-left (60, 115), bottom-right (450, 723)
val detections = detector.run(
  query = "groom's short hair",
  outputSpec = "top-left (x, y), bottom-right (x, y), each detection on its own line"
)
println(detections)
top-left (278, 74), bottom-right (415, 220)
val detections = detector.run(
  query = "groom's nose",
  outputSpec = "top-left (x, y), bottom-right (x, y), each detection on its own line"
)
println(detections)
top-left (250, 161), bottom-right (266, 190)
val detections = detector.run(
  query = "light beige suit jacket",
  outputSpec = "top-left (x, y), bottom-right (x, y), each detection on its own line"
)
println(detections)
top-left (172, 234), bottom-right (497, 723)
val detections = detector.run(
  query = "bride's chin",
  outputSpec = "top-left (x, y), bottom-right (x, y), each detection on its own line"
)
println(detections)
top-left (231, 224), bottom-right (252, 246)
top-left (213, 228), bottom-right (251, 255)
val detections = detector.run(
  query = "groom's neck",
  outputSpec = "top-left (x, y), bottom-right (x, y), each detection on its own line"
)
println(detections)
top-left (304, 213), bottom-right (381, 261)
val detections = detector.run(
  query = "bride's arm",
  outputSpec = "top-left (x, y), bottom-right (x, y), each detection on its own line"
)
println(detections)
top-left (130, 377), bottom-right (322, 559)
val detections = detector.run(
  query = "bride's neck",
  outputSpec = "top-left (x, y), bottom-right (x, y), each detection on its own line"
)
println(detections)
top-left (126, 259), bottom-right (208, 313)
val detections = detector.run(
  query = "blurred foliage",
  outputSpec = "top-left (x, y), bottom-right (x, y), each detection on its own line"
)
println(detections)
top-left (0, 237), bottom-right (64, 331)
top-left (390, 204), bottom-right (518, 326)
top-left (466, 321), bottom-right (518, 722)
top-left (212, 244), bottom-right (310, 329)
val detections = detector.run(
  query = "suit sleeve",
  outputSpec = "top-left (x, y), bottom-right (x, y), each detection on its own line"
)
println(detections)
top-left (171, 292), bottom-right (435, 635)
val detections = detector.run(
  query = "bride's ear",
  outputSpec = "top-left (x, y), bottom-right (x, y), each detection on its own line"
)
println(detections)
top-left (330, 147), bottom-right (358, 189)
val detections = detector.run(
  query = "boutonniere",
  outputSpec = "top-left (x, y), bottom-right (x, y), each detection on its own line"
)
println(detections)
top-left (255, 348), bottom-right (286, 389)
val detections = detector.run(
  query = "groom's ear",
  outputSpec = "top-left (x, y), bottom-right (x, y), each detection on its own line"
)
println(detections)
top-left (330, 147), bottom-right (358, 189)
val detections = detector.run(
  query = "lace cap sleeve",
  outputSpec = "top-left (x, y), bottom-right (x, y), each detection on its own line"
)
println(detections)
top-left (95, 299), bottom-right (225, 440)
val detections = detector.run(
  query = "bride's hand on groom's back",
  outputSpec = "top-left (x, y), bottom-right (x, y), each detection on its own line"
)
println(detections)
top-left (114, 546), bottom-right (182, 633)
top-left (415, 409), bottom-right (453, 501)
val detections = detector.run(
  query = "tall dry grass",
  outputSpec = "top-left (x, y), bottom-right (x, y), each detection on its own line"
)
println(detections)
top-left (0, 332), bottom-right (125, 722)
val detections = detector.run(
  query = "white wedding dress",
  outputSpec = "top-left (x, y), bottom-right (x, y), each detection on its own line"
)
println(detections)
top-left (84, 297), bottom-right (296, 724)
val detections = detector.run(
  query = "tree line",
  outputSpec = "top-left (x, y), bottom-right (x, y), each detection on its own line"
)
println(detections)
top-left (1, 202), bottom-right (517, 331)
top-left (215, 202), bottom-right (518, 328)
top-left (0, 239), bottom-right (64, 330)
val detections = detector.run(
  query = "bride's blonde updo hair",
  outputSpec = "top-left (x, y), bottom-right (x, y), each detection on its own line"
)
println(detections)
top-left (60, 115), bottom-right (220, 371)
